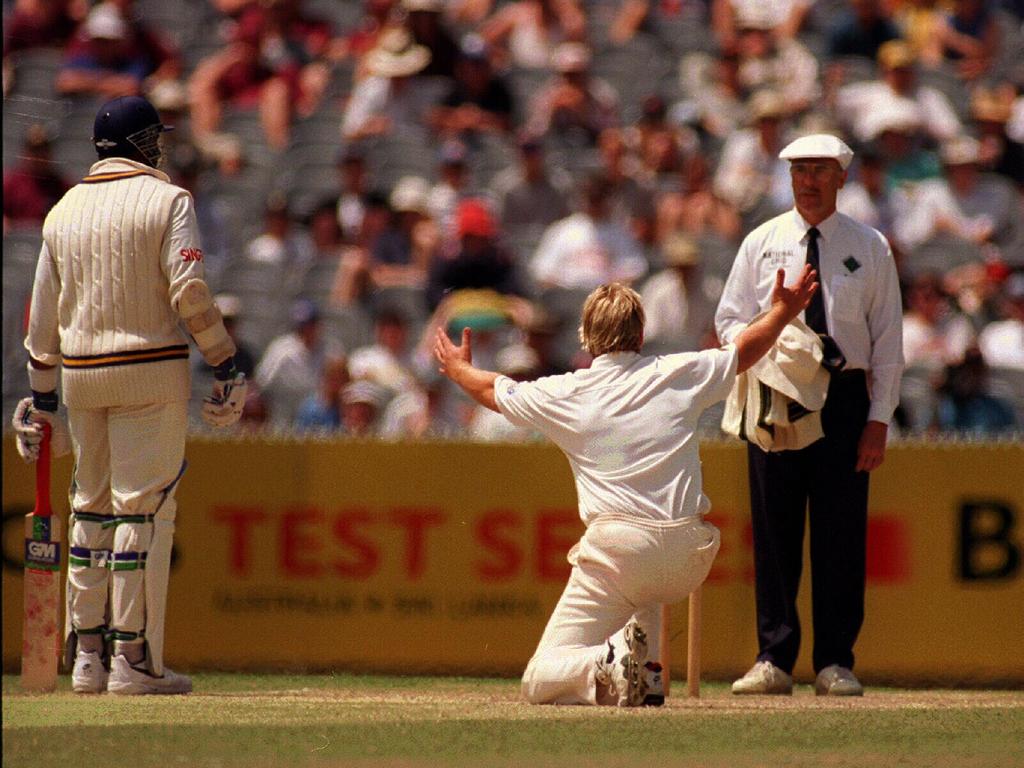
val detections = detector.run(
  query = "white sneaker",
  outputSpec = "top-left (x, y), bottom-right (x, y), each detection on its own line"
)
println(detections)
top-left (815, 665), bottom-right (863, 696)
top-left (107, 655), bottom-right (192, 695)
top-left (595, 620), bottom-right (649, 707)
top-left (72, 651), bottom-right (108, 694)
top-left (731, 660), bottom-right (794, 695)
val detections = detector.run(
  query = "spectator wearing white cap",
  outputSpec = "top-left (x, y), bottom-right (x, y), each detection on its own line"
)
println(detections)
top-left (56, 1), bottom-right (157, 98)
top-left (833, 40), bottom-right (961, 145)
top-left (893, 135), bottom-right (1019, 255)
top-left (342, 379), bottom-right (392, 436)
top-left (526, 42), bottom-right (620, 145)
top-left (717, 133), bottom-right (903, 698)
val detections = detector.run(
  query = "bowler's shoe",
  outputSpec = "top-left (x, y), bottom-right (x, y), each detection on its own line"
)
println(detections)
top-left (596, 620), bottom-right (650, 707)
top-left (815, 665), bottom-right (863, 696)
top-left (731, 660), bottom-right (794, 695)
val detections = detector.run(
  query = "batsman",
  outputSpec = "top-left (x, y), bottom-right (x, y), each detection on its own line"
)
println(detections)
top-left (11, 96), bottom-right (246, 695)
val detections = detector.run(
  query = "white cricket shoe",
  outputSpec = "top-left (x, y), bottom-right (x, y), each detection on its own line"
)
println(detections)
top-left (595, 620), bottom-right (649, 707)
top-left (731, 660), bottom-right (794, 695)
top-left (815, 665), bottom-right (863, 696)
top-left (72, 651), bottom-right (108, 694)
top-left (107, 655), bottom-right (192, 695)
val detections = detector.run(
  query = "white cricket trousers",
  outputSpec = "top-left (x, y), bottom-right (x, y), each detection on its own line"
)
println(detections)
top-left (521, 513), bottom-right (720, 705)
top-left (65, 400), bottom-right (187, 676)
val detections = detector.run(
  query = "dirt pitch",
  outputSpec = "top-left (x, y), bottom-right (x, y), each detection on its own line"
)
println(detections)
top-left (4, 674), bottom-right (1023, 768)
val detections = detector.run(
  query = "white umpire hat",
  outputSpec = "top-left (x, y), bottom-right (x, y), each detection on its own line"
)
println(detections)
top-left (778, 133), bottom-right (854, 171)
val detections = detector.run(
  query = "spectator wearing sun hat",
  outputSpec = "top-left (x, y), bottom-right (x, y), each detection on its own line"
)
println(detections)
top-left (342, 27), bottom-right (434, 141)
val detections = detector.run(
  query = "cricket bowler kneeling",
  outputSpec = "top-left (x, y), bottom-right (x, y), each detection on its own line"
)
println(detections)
top-left (11, 96), bottom-right (246, 695)
top-left (434, 269), bottom-right (819, 706)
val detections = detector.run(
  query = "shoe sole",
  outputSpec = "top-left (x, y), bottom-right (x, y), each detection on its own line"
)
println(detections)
top-left (108, 681), bottom-right (192, 695)
top-left (619, 655), bottom-right (649, 707)
top-left (618, 622), bottom-right (650, 707)
top-left (72, 682), bottom-right (107, 694)
top-left (731, 685), bottom-right (793, 695)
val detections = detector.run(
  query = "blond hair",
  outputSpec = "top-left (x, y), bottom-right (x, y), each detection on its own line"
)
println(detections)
top-left (578, 283), bottom-right (645, 357)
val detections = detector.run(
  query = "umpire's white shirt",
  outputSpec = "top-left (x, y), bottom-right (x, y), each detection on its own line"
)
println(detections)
top-left (715, 208), bottom-right (904, 424)
top-left (494, 345), bottom-right (738, 525)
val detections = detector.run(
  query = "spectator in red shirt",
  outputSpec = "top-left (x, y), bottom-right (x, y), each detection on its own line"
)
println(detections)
top-left (3, 124), bottom-right (71, 231)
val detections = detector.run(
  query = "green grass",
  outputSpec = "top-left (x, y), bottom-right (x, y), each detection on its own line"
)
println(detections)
top-left (4, 674), bottom-right (1023, 768)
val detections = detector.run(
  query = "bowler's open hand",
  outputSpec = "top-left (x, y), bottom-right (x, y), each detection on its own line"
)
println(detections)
top-left (770, 265), bottom-right (818, 322)
top-left (434, 327), bottom-right (473, 376)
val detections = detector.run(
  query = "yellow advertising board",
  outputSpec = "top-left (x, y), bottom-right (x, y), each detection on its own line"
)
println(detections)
top-left (3, 437), bottom-right (1022, 684)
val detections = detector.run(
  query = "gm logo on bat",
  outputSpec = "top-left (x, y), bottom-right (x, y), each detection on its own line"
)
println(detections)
top-left (25, 540), bottom-right (60, 569)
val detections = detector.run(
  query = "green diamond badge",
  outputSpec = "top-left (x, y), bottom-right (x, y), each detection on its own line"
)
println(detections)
top-left (844, 256), bottom-right (861, 273)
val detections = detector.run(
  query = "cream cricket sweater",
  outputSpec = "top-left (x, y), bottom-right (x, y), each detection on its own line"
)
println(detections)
top-left (25, 158), bottom-right (209, 409)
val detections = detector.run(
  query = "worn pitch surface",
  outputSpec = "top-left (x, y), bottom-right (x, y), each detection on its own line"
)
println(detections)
top-left (4, 675), bottom-right (1022, 767)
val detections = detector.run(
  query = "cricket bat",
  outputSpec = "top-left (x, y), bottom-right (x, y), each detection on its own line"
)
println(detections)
top-left (22, 424), bottom-right (62, 693)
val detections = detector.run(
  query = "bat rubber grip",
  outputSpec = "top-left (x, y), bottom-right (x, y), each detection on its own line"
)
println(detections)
top-left (35, 423), bottom-right (52, 518)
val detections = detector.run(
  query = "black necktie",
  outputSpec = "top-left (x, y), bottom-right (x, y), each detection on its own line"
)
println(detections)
top-left (803, 226), bottom-right (846, 371)
top-left (803, 226), bottom-right (827, 334)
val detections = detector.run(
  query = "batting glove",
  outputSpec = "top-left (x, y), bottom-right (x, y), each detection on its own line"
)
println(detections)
top-left (12, 396), bottom-right (72, 463)
top-left (202, 363), bottom-right (247, 428)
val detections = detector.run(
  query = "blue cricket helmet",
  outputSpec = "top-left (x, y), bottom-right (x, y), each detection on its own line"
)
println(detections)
top-left (93, 95), bottom-right (173, 167)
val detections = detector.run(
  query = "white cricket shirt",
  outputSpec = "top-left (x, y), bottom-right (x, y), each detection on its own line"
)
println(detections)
top-left (715, 208), bottom-right (904, 424)
top-left (494, 345), bottom-right (738, 524)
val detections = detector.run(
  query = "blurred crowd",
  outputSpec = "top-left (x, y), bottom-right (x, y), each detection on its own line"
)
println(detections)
top-left (4, 0), bottom-right (1024, 438)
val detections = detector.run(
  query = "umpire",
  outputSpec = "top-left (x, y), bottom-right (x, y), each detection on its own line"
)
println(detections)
top-left (716, 134), bottom-right (904, 696)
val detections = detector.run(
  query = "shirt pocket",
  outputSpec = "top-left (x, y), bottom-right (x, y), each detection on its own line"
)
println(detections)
top-left (830, 274), bottom-right (864, 322)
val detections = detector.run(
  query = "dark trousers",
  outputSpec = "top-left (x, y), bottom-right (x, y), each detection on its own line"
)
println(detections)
top-left (746, 370), bottom-right (870, 674)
